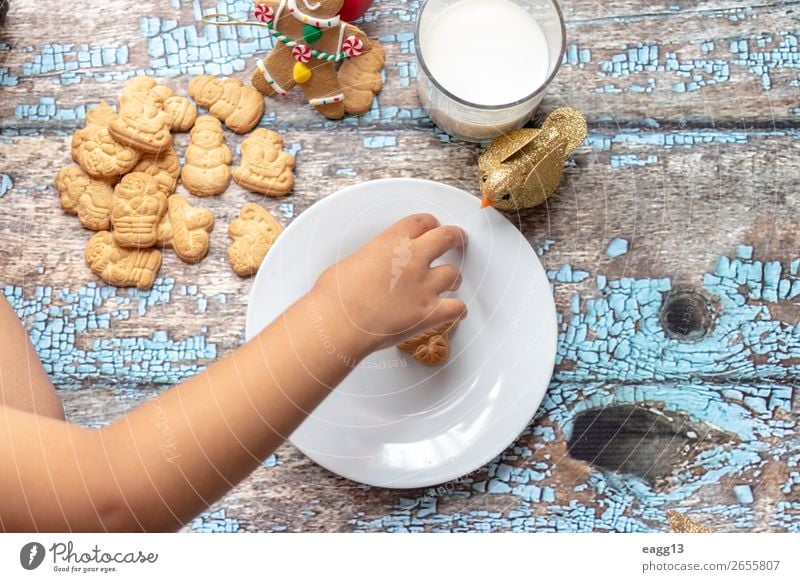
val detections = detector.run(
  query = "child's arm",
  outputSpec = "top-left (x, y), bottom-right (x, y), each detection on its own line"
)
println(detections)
top-left (0, 214), bottom-right (467, 532)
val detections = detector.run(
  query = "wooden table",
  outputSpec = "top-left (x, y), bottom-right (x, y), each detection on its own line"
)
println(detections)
top-left (1, 0), bottom-right (798, 532)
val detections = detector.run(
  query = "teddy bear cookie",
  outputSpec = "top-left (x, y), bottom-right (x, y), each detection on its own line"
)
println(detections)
top-left (85, 231), bottom-right (163, 290)
top-left (108, 82), bottom-right (173, 155)
top-left (131, 148), bottom-right (181, 196)
top-left (233, 129), bottom-right (295, 197)
top-left (188, 75), bottom-right (265, 134)
top-left (156, 195), bottom-right (215, 263)
top-left (338, 39), bottom-right (385, 115)
top-left (111, 172), bottom-right (168, 249)
top-left (123, 77), bottom-right (198, 132)
top-left (181, 115), bottom-right (233, 197)
top-left (250, 0), bottom-right (370, 120)
top-left (71, 102), bottom-right (141, 181)
top-left (55, 166), bottom-right (114, 231)
top-left (228, 203), bottom-right (283, 276)
top-left (397, 320), bottom-right (459, 366)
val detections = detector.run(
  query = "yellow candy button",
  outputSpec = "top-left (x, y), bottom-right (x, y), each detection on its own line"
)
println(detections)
top-left (293, 62), bottom-right (312, 84)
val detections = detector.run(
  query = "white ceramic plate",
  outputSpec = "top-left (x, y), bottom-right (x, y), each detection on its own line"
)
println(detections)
top-left (245, 178), bottom-right (557, 488)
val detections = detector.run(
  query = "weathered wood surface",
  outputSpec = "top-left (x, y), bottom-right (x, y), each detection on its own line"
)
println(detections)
top-left (1, 0), bottom-right (799, 532)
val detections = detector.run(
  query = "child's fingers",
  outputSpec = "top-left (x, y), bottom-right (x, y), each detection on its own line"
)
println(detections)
top-left (428, 298), bottom-right (468, 327)
top-left (385, 213), bottom-right (440, 240)
top-left (415, 225), bottom-right (468, 264)
top-left (428, 264), bottom-right (463, 294)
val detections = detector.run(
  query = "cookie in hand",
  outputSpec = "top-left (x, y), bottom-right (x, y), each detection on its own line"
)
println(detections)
top-left (397, 320), bottom-right (459, 366)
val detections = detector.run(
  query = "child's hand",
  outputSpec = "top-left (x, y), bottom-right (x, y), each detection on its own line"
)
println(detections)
top-left (311, 213), bottom-right (468, 352)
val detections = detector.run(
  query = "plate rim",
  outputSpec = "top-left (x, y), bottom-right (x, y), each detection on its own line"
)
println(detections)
top-left (245, 178), bottom-right (558, 489)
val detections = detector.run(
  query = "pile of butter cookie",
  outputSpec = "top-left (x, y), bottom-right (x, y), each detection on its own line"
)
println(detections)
top-left (56, 75), bottom-right (295, 289)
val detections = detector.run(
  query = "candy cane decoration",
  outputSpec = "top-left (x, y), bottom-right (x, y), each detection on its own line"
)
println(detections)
top-left (309, 93), bottom-right (344, 107)
top-left (342, 35), bottom-right (364, 58)
top-left (254, 4), bottom-right (274, 23)
top-left (292, 44), bottom-right (312, 63)
top-left (256, 60), bottom-right (288, 96)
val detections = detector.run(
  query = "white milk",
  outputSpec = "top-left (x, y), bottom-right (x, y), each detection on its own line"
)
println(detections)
top-left (420, 0), bottom-right (550, 106)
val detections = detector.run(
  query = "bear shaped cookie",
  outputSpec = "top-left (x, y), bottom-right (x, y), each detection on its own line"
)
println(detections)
top-left (250, 0), bottom-right (370, 120)
top-left (123, 77), bottom-right (198, 132)
top-left (181, 115), bottom-right (233, 197)
top-left (233, 129), bottom-right (295, 197)
top-left (397, 320), bottom-right (459, 366)
top-left (55, 166), bottom-right (114, 231)
top-left (85, 231), bottom-right (163, 290)
top-left (71, 102), bottom-right (141, 181)
top-left (188, 75), bottom-right (265, 134)
top-left (227, 203), bottom-right (283, 276)
top-left (156, 195), bottom-right (215, 264)
top-left (111, 172), bottom-right (168, 248)
top-left (338, 38), bottom-right (385, 115)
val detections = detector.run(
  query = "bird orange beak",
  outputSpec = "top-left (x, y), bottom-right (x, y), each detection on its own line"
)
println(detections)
top-left (481, 197), bottom-right (494, 209)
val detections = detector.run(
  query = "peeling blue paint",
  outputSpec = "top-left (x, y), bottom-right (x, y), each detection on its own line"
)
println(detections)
top-left (611, 154), bottom-right (659, 168)
top-left (363, 135), bottom-right (397, 149)
top-left (734, 485), bottom-right (754, 504)
top-left (15, 97), bottom-right (88, 122)
top-left (16, 42), bottom-right (131, 86)
top-left (189, 508), bottom-right (240, 533)
top-left (579, 32), bottom-right (798, 95)
top-left (0, 174), bottom-right (12, 197)
top-left (140, 0), bottom-right (273, 78)
top-left (606, 237), bottom-right (629, 258)
top-left (2, 280), bottom-right (218, 388)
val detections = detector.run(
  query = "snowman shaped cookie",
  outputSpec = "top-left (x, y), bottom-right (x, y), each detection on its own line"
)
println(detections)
top-left (250, 0), bottom-right (370, 119)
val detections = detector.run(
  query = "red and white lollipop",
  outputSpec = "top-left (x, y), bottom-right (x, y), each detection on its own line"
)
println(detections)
top-left (254, 4), bottom-right (274, 23)
top-left (342, 35), bottom-right (365, 58)
top-left (292, 44), bottom-right (313, 63)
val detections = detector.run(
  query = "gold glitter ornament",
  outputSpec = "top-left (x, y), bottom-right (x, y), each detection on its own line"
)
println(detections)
top-left (478, 107), bottom-right (587, 211)
top-left (667, 510), bottom-right (713, 533)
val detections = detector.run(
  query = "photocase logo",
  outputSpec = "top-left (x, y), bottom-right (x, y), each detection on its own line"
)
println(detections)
top-left (389, 235), bottom-right (413, 293)
top-left (19, 542), bottom-right (45, 570)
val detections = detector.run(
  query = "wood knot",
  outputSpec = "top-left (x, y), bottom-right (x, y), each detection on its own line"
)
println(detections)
top-left (660, 288), bottom-right (716, 340)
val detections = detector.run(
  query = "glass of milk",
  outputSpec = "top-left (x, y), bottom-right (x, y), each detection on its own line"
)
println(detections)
top-left (415, 0), bottom-right (566, 142)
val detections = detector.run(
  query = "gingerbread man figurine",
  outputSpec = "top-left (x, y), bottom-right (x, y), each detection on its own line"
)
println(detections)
top-left (250, 0), bottom-right (370, 119)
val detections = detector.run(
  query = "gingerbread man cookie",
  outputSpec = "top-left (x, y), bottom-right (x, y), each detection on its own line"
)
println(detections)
top-left (397, 320), bottom-right (459, 366)
top-left (181, 115), bottom-right (233, 197)
top-left (111, 172), bottom-right (168, 249)
top-left (156, 195), bottom-right (215, 264)
top-left (85, 231), bottom-right (163, 290)
top-left (108, 84), bottom-right (173, 154)
top-left (233, 129), bottom-right (296, 197)
top-left (71, 102), bottom-right (141, 181)
top-left (228, 203), bottom-right (283, 276)
top-left (55, 166), bottom-right (114, 231)
top-left (132, 148), bottom-right (181, 196)
top-left (250, 0), bottom-right (370, 120)
top-left (338, 38), bottom-right (385, 115)
top-left (188, 75), bottom-right (265, 134)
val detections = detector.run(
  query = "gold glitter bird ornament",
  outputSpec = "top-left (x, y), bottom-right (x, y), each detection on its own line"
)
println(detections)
top-left (667, 511), bottom-right (713, 533)
top-left (478, 107), bottom-right (587, 211)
